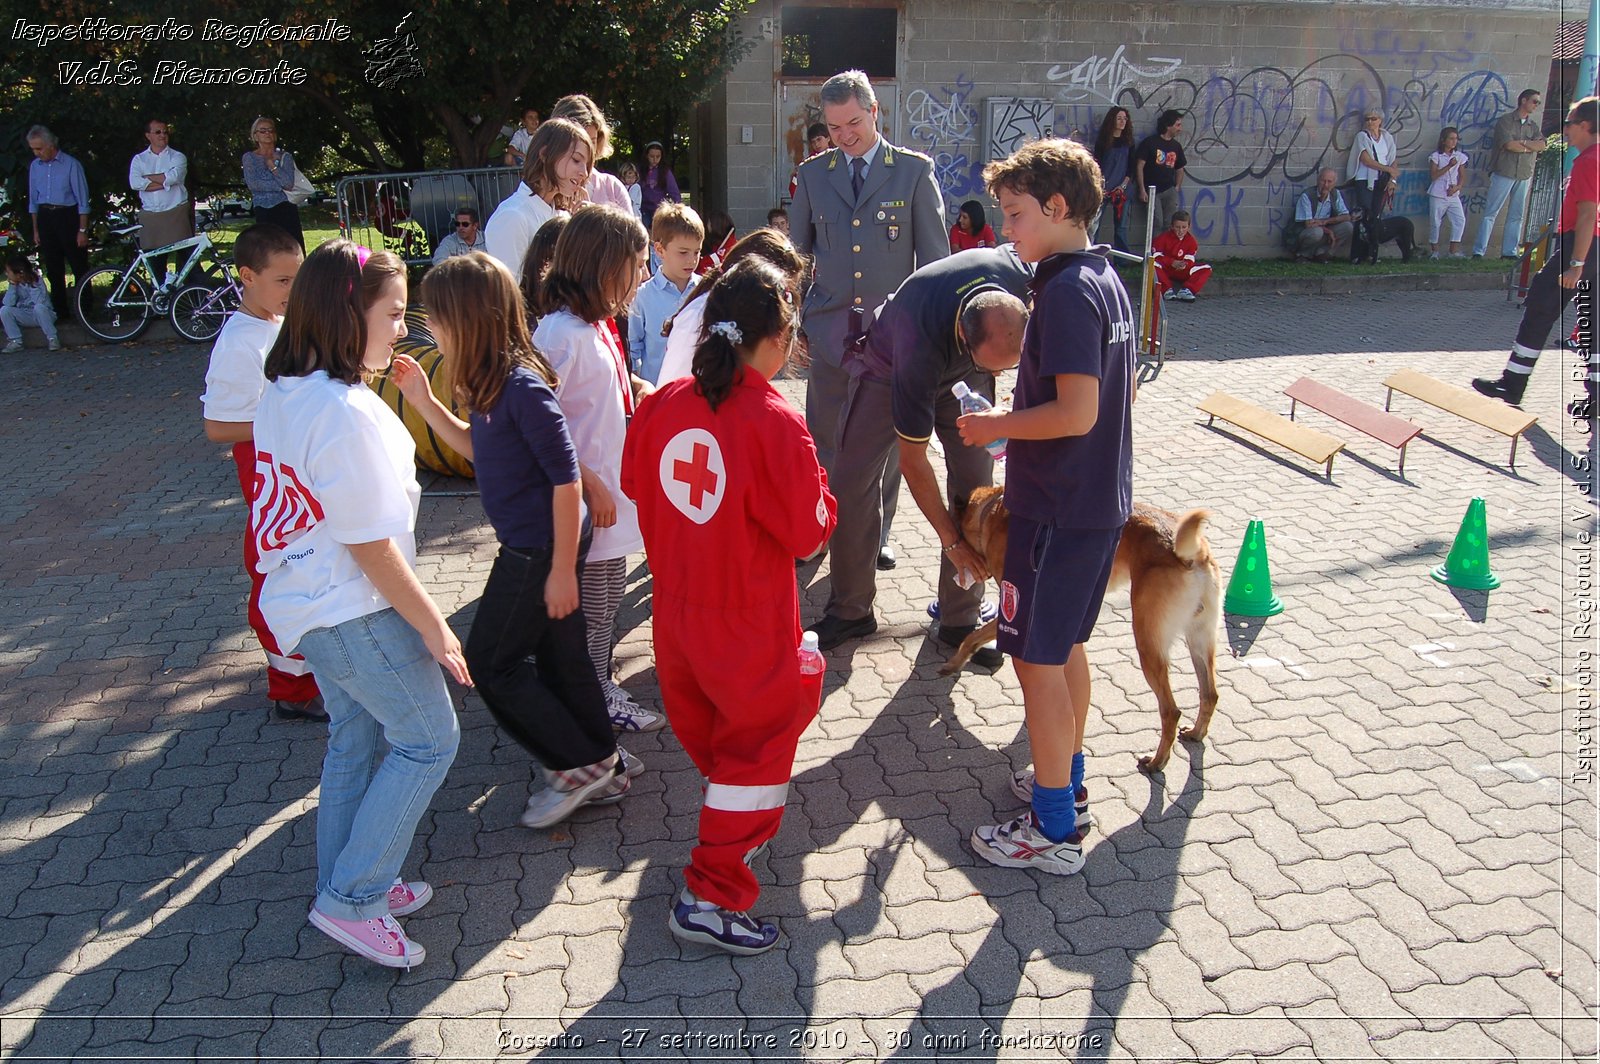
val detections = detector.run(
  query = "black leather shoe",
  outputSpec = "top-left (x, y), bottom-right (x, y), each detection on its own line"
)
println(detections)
top-left (876, 546), bottom-right (897, 570)
top-left (936, 624), bottom-right (1004, 669)
top-left (811, 614), bottom-right (878, 651)
top-left (1470, 376), bottom-right (1525, 406)
top-left (275, 696), bottom-right (329, 722)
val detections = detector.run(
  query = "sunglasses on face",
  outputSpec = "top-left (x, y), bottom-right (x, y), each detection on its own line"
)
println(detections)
top-left (456, 220), bottom-right (475, 228)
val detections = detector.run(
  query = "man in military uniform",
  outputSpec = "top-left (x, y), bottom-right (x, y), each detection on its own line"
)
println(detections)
top-left (790, 69), bottom-right (949, 649)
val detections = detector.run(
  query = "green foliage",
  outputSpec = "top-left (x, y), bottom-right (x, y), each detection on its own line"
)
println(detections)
top-left (3, 0), bottom-right (754, 223)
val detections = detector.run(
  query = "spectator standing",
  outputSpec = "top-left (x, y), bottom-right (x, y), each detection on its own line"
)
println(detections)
top-left (1134, 110), bottom-right (1187, 236)
top-left (129, 118), bottom-right (193, 288)
top-left (1472, 89), bottom-right (1546, 259)
top-left (766, 207), bottom-right (790, 235)
top-left (789, 122), bottom-right (833, 200)
top-left (619, 162), bottom-right (644, 220)
top-left (1427, 127), bottom-right (1470, 258)
top-left (242, 116), bottom-right (305, 250)
top-left (1093, 107), bottom-right (1135, 253)
top-left (638, 141), bottom-right (681, 229)
top-left (1346, 109), bottom-right (1400, 265)
top-left (25, 125), bottom-right (90, 316)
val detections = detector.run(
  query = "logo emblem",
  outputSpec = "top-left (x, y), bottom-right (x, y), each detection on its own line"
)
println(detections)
top-left (1000, 580), bottom-right (1019, 623)
top-left (659, 428), bottom-right (726, 524)
top-left (888, 225), bottom-right (900, 242)
top-left (252, 452), bottom-right (325, 555)
top-left (815, 488), bottom-right (828, 526)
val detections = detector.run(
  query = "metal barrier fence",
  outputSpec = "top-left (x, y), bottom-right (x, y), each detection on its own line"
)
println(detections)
top-left (335, 165), bottom-right (523, 267)
top-left (1520, 148), bottom-right (1566, 248)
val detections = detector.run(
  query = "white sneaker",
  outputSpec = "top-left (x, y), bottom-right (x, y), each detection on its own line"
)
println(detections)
top-left (608, 695), bottom-right (665, 733)
top-left (587, 747), bottom-right (645, 806)
top-left (1178, 287), bottom-right (1197, 302)
top-left (1428, 251), bottom-right (1441, 260)
top-left (1, 339), bottom-right (22, 354)
top-left (521, 767), bottom-right (624, 828)
top-left (970, 810), bottom-right (1085, 875)
top-left (47, 337), bottom-right (60, 351)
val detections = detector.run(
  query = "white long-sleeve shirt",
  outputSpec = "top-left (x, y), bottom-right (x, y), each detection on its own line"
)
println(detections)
top-left (129, 146), bottom-right (188, 212)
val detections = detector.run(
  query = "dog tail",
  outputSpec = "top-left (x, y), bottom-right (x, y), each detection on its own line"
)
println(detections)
top-left (1173, 509), bottom-right (1212, 565)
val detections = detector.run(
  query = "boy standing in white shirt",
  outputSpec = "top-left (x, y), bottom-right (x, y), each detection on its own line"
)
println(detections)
top-left (199, 224), bottom-right (322, 720)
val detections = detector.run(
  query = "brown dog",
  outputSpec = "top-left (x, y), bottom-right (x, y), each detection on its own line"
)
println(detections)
top-left (939, 486), bottom-right (1222, 773)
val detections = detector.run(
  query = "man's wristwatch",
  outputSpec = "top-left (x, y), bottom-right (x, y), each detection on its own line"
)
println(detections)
top-left (1570, 259), bottom-right (1586, 268)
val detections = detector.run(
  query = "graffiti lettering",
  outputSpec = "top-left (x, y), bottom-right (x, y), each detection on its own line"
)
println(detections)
top-left (1047, 45), bottom-right (1185, 105)
top-left (905, 74), bottom-right (978, 148)
top-left (1440, 70), bottom-right (1511, 151)
top-left (986, 97), bottom-right (1054, 161)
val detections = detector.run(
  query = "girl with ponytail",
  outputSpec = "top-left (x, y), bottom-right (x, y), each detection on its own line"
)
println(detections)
top-left (621, 259), bottom-right (837, 955)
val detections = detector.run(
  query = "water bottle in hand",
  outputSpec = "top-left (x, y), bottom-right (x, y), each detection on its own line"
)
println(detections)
top-left (952, 382), bottom-right (1007, 459)
top-left (798, 631), bottom-right (825, 675)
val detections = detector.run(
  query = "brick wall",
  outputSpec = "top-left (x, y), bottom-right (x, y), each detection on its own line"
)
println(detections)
top-left (714, 0), bottom-right (1564, 257)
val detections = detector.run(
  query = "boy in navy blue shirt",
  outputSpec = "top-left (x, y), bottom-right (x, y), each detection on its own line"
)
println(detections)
top-left (958, 138), bottom-right (1136, 875)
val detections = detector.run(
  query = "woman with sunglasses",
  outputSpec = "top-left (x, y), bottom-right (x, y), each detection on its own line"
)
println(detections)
top-left (1345, 110), bottom-right (1400, 264)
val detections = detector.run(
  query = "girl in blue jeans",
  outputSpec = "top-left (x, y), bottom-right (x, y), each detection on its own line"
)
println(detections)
top-left (252, 241), bottom-right (470, 969)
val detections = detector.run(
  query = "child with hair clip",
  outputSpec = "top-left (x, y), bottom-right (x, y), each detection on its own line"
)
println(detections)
top-left (622, 258), bottom-right (837, 954)
top-left (392, 252), bottom-right (644, 828)
top-left (1, 254), bottom-right (60, 352)
top-left (656, 227), bottom-right (805, 383)
top-left (1427, 126), bottom-right (1470, 258)
top-left (534, 205), bottom-right (662, 734)
top-left (252, 242), bottom-right (468, 969)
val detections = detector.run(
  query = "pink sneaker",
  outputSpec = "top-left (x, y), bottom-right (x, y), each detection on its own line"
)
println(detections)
top-left (386, 879), bottom-right (432, 917)
top-left (308, 908), bottom-right (425, 968)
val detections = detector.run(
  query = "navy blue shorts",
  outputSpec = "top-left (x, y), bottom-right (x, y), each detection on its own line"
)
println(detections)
top-left (995, 516), bottom-right (1123, 666)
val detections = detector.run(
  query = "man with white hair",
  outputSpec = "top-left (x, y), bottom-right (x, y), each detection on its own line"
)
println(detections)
top-left (1290, 168), bottom-right (1355, 261)
top-left (789, 69), bottom-right (949, 650)
top-left (26, 125), bottom-right (91, 316)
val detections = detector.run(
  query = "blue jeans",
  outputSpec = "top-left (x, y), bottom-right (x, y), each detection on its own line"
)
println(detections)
top-left (1473, 173), bottom-right (1529, 257)
top-left (296, 608), bottom-right (460, 920)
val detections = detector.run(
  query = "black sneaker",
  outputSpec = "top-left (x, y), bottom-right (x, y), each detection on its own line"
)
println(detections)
top-left (810, 613), bottom-right (877, 651)
top-left (668, 890), bottom-right (779, 955)
top-left (275, 696), bottom-right (329, 722)
top-left (935, 624), bottom-right (1003, 669)
top-left (1470, 376), bottom-right (1525, 406)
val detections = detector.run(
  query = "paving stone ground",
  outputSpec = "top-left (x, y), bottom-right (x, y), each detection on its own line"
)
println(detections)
top-left (0, 288), bottom-right (1595, 1063)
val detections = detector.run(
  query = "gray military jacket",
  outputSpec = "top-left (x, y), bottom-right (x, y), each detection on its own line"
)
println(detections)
top-left (789, 140), bottom-right (949, 368)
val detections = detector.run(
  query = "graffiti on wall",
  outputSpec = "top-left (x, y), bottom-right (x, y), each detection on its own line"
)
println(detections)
top-left (899, 30), bottom-right (1519, 247)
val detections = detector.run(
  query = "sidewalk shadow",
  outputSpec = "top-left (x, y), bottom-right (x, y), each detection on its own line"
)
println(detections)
top-left (531, 630), bottom-right (1207, 1061)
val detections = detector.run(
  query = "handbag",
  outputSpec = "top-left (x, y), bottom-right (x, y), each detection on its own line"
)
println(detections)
top-left (285, 164), bottom-right (315, 207)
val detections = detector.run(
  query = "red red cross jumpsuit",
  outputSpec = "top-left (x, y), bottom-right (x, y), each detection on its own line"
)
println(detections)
top-left (621, 369), bottom-right (836, 912)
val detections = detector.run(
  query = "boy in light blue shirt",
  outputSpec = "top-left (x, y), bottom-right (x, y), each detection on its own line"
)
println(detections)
top-left (628, 202), bottom-right (704, 384)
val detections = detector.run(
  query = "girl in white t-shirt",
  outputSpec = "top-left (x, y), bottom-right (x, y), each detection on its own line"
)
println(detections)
top-left (1427, 126), bottom-right (1470, 258)
top-left (658, 228), bottom-right (806, 383)
top-left (253, 242), bottom-right (468, 970)
top-left (485, 118), bottom-right (593, 280)
top-left (533, 205), bottom-right (660, 733)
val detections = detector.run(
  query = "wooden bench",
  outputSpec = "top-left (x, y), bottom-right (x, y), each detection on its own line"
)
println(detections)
top-left (1198, 391), bottom-right (1346, 476)
top-left (1284, 377), bottom-right (1424, 475)
top-left (1382, 369), bottom-right (1538, 468)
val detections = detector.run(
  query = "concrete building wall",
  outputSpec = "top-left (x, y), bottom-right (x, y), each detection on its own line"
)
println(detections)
top-left (711, 0), bottom-right (1563, 256)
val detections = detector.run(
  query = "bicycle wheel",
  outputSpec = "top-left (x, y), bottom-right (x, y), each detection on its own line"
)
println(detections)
top-left (170, 283), bottom-right (238, 343)
top-left (76, 266), bottom-right (153, 342)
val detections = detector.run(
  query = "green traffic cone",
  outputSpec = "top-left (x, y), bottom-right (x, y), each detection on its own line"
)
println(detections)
top-left (1224, 519), bottom-right (1285, 616)
top-left (1431, 497), bottom-right (1500, 590)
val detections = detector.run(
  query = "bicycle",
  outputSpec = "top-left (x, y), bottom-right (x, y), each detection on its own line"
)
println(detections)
top-left (75, 229), bottom-right (235, 343)
top-left (169, 264), bottom-right (242, 343)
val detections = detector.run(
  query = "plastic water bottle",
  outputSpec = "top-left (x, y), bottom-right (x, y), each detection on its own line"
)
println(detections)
top-left (798, 631), bottom-right (825, 675)
top-left (952, 382), bottom-right (1007, 459)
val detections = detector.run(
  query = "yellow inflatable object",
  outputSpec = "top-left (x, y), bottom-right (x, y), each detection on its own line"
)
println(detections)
top-left (371, 305), bottom-right (476, 478)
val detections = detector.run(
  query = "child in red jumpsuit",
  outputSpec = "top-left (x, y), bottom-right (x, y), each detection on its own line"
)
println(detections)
top-left (621, 259), bottom-right (836, 954)
top-left (1152, 209), bottom-right (1212, 302)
